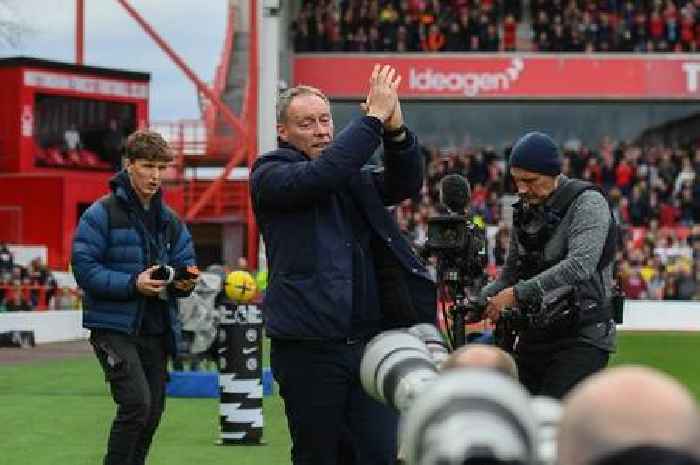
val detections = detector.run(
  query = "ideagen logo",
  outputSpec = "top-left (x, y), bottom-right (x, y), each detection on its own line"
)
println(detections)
top-left (408, 58), bottom-right (525, 96)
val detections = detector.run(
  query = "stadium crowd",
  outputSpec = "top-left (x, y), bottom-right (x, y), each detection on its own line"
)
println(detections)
top-left (292, 0), bottom-right (700, 52)
top-left (395, 137), bottom-right (700, 300)
top-left (293, 0), bottom-right (521, 52)
top-left (530, 0), bottom-right (700, 52)
top-left (0, 243), bottom-right (78, 311)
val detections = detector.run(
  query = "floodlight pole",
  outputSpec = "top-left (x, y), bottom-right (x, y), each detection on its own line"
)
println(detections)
top-left (75, 0), bottom-right (84, 64)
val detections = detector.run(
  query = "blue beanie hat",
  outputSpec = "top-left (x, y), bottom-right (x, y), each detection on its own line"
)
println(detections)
top-left (509, 132), bottom-right (562, 176)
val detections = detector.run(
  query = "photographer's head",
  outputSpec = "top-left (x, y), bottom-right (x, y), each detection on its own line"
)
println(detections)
top-left (441, 344), bottom-right (518, 379)
top-left (124, 130), bottom-right (173, 205)
top-left (509, 132), bottom-right (561, 205)
top-left (276, 85), bottom-right (333, 159)
top-left (558, 366), bottom-right (700, 465)
top-left (592, 445), bottom-right (700, 465)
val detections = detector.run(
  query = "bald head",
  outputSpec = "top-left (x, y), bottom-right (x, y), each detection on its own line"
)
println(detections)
top-left (441, 344), bottom-right (518, 379)
top-left (558, 365), bottom-right (700, 465)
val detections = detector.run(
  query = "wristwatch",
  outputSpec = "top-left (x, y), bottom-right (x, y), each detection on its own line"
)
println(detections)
top-left (384, 124), bottom-right (407, 139)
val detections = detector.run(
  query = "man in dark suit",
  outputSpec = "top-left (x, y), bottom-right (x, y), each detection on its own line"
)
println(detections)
top-left (251, 65), bottom-right (436, 465)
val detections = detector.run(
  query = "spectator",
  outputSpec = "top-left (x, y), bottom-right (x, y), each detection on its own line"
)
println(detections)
top-left (628, 185), bottom-right (650, 226)
top-left (27, 258), bottom-right (54, 308)
top-left (502, 14), bottom-right (517, 51)
top-left (422, 23), bottom-right (446, 51)
top-left (680, 185), bottom-right (695, 224)
top-left (483, 23), bottom-right (501, 51)
top-left (103, 119), bottom-right (125, 171)
top-left (646, 265), bottom-right (667, 300)
top-left (493, 225), bottom-right (510, 267)
top-left (558, 366), bottom-right (700, 465)
top-left (676, 267), bottom-right (698, 299)
top-left (444, 20), bottom-right (466, 51)
top-left (0, 243), bottom-right (13, 279)
top-left (5, 282), bottom-right (31, 311)
top-left (675, 156), bottom-right (696, 195)
top-left (621, 269), bottom-right (648, 299)
top-left (616, 156), bottom-right (635, 195)
top-left (64, 123), bottom-right (81, 152)
top-left (442, 344), bottom-right (518, 378)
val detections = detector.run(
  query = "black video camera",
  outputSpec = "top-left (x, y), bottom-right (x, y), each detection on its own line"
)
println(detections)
top-left (424, 214), bottom-right (487, 284)
top-left (423, 213), bottom-right (488, 348)
top-left (425, 215), bottom-right (467, 251)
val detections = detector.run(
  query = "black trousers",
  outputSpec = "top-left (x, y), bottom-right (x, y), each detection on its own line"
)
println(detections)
top-left (90, 330), bottom-right (168, 465)
top-left (271, 338), bottom-right (398, 465)
top-left (515, 340), bottom-right (610, 399)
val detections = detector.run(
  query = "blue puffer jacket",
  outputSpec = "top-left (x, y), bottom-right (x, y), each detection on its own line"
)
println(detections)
top-left (71, 171), bottom-right (196, 354)
top-left (251, 116), bottom-right (436, 339)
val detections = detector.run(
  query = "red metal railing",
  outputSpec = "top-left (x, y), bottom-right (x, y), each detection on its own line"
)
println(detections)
top-left (113, 0), bottom-right (259, 268)
top-left (150, 119), bottom-right (250, 219)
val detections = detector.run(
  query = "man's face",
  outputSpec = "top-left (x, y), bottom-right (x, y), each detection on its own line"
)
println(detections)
top-left (126, 158), bottom-right (169, 203)
top-left (510, 166), bottom-right (557, 205)
top-left (277, 94), bottom-right (333, 159)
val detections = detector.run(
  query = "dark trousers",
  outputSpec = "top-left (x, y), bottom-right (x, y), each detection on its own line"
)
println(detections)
top-left (516, 341), bottom-right (610, 399)
top-left (90, 330), bottom-right (168, 465)
top-left (271, 338), bottom-right (398, 465)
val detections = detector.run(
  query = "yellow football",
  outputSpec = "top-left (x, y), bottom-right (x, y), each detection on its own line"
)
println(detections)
top-left (224, 270), bottom-right (258, 303)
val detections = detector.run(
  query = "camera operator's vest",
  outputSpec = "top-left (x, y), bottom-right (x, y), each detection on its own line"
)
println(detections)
top-left (512, 179), bottom-right (618, 330)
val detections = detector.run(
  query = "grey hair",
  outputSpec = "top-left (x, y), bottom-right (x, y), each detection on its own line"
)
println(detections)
top-left (276, 85), bottom-right (329, 124)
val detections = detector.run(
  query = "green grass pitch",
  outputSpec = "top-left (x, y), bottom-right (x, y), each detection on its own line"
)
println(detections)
top-left (0, 331), bottom-right (697, 465)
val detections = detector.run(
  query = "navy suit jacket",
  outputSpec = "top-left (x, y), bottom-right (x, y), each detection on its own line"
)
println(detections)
top-left (251, 116), bottom-right (436, 339)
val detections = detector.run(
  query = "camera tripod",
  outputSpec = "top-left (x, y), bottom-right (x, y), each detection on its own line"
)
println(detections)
top-left (437, 265), bottom-right (484, 350)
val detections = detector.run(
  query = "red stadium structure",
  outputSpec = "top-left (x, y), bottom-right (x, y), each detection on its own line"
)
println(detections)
top-left (112, 0), bottom-right (260, 270)
top-left (2, 0), bottom-right (699, 278)
top-left (0, 0), bottom-right (260, 272)
top-left (0, 57), bottom-right (151, 269)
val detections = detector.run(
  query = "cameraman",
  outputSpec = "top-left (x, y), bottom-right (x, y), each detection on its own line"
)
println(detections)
top-left (481, 132), bottom-right (616, 399)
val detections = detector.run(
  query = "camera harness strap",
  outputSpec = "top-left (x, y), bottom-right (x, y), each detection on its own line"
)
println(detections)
top-left (546, 179), bottom-right (618, 273)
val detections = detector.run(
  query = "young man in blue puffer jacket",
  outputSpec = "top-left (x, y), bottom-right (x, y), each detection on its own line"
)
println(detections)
top-left (72, 129), bottom-right (196, 465)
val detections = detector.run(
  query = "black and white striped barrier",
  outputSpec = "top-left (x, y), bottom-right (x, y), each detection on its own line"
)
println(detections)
top-left (217, 303), bottom-right (264, 444)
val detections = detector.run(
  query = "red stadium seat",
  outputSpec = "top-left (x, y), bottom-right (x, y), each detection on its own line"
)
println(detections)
top-left (34, 146), bottom-right (48, 166)
top-left (66, 150), bottom-right (81, 166)
top-left (46, 147), bottom-right (67, 166)
top-left (79, 149), bottom-right (100, 167)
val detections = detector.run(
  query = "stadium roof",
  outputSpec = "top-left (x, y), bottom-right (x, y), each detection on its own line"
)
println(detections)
top-left (0, 56), bottom-right (150, 81)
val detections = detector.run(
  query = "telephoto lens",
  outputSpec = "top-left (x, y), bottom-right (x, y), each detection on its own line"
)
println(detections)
top-left (407, 324), bottom-right (450, 367)
top-left (400, 369), bottom-right (539, 465)
top-left (530, 396), bottom-right (562, 465)
top-left (360, 330), bottom-right (439, 413)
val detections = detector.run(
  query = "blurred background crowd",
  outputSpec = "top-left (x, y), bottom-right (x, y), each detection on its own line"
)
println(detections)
top-left (292, 0), bottom-right (700, 53)
top-left (0, 243), bottom-right (80, 311)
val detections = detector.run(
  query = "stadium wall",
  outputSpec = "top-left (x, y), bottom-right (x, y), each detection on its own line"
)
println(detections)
top-left (0, 310), bottom-right (88, 344)
top-left (1, 301), bottom-right (699, 344)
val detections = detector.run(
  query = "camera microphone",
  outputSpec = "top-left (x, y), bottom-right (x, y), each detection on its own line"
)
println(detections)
top-left (439, 174), bottom-right (471, 214)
